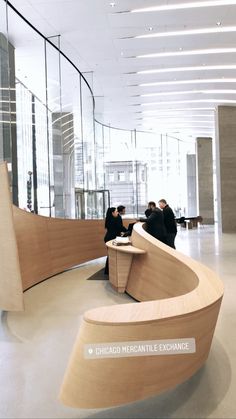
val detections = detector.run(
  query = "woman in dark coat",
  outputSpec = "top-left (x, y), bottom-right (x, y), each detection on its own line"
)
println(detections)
top-left (104, 207), bottom-right (122, 274)
top-left (104, 207), bottom-right (121, 243)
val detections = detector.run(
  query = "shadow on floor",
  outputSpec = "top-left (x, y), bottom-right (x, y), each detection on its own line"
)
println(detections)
top-left (86, 268), bottom-right (108, 280)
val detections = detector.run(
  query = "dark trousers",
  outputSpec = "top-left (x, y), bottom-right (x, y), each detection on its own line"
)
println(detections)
top-left (167, 233), bottom-right (177, 249)
top-left (104, 256), bottom-right (109, 274)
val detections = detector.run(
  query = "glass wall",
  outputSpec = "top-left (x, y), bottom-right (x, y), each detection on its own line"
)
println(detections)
top-left (6, 4), bottom-right (49, 214)
top-left (0, 0), bottom-right (197, 220)
top-left (0, 1), bottom-right (17, 203)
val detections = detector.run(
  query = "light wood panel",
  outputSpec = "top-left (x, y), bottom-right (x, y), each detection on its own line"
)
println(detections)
top-left (59, 223), bottom-right (224, 408)
top-left (108, 248), bottom-right (133, 293)
top-left (0, 160), bottom-right (136, 308)
top-left (106, 241), bottom-right (146, 293)
top-left (13, 207), bottom-right (107, 290)
top-left (0, 163), bottom-right (23, 311)
top-left (127, 225), bottom-right (200, 301)
top-left (0, 161), bottom-right (108, 308)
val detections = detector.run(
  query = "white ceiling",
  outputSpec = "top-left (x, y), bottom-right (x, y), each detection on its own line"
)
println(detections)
top-left (7, 0), bottom-right (236, 138)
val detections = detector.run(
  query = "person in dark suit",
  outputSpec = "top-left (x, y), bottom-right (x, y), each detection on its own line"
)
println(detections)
top-left (158, 199), bottom-right (177, 249)
top-left (139, 201), bottom-right (167, 244)
top-left (117, 205), bottom-right (128, 235)
top-left (144, 207), bottom-right (152, 218)
top-left (104, 207), bottom-right (122, 274)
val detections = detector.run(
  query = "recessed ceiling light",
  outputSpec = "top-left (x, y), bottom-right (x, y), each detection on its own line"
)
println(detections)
top-left (216, 21), bottom-right (222, 26)
top-left (148, 27), bottom-right (153, 31)
top-left (110, 2), bottom-right (116, 7)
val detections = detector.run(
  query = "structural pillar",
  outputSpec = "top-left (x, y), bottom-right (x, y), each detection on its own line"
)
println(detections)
top-left (52, 112), bottom-right (75, 218)
top-left (186, 154), bottom-right (197, 216)
top-left (196, 137), bottom-right (214, 224)
top-left (216, 106), bottom-right (236, 232)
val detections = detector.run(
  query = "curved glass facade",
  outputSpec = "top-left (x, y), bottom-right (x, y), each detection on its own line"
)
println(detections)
top-left (0, 0), bottom-right (195, 219)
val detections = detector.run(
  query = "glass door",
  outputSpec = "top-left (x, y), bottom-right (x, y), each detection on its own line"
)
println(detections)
top-left (75, 189), bottom-right (110, 219)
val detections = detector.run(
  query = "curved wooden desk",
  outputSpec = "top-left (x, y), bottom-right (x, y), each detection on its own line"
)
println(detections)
top-left (0, 161), bottom-right (135, 311)
top-left (0, 162), bottom-right (224, 408)
top-left (59, 223), bottom-right (224, 408)
top-left (106, 240), bottom-right (146, 292)
top-left (0, 162), bottom-right (107, 311)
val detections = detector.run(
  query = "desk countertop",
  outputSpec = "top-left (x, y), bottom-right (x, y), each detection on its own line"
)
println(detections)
top-left (106, 240), bottom-right (146, 254)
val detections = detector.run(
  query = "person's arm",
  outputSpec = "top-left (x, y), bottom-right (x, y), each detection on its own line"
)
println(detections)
top-left (139, 212), bottom-right (155, 224)
top-left (138, 217), bottom-right (147, 222)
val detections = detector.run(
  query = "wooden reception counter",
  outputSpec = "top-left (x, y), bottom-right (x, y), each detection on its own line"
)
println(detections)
top-left (60, 223), bottom-right (224, 409)
top-left (106, 240), bottom-right (146, 292)
top-left (0, 162), bottom-right (224, 409)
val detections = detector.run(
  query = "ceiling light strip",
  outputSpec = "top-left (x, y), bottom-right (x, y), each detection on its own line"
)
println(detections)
top-left (141, 116), bottom-right (214, 120)
top-left (136, 48), bottom-right (236, 59)
top-left (131, 0), bottom-right (236, 13)
top-left (137, 64), bottom-right (236, 75)
top-left (140, 89), bottom-right (236, 98)
top-left (142, 124), bottom-right (213, 129)
top-left (135, 26), bottom-right (236, 40)
top-left (141, 108), bottom-right (216, 113)
top-left (141, 99), bottom-right (236, 106)
top-left (139, 78), bottom-right (236, 87)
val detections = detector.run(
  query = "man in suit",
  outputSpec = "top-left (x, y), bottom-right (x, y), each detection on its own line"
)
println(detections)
top-left (117, 205), bottom-right (128, 235)
top-left (139, 201), bottom-right (167, 244)
top-left (158, 199), bottom-right (177, 249)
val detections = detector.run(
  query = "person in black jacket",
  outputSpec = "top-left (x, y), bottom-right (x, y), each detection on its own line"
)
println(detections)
top-left (104, 207), bottom-right (122, 274)
top-left (139, 201), bottom-right (167, 244)
top-left (158, 199), bottom-right (177, 249)
top-left (117, 205), bottom-right (128, 235)
top-left (104, 206), bottom-right (123, 242)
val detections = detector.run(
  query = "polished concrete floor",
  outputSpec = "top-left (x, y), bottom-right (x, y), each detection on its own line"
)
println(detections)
top-left (0, 226), bottom-right (235, 419)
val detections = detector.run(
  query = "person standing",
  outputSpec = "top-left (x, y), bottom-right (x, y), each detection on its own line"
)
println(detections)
top-left (139, 201), bottom-right (167, 244)
top-left (158, 199), bottom-right (177, 249)
top-left (117, 205), bottom-right (128, 235)
top-left (104, 207), bottom-right (122, 274)
top-left (144, 206), bottom-right (152, 218)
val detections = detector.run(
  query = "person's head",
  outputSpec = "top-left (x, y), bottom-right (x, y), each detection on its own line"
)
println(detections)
top-left (158, 199), bottom-right (167, 209)
top-left (105, 207), bottom-right (118, 227)
top-left (106, 207), bottom-right (118, 218)
top-left (117, 205), bottom-right (126, 215)
top-left (145, 208), bottom-right (152, 217)
top-left (148, 201), bottom-right (156, 210)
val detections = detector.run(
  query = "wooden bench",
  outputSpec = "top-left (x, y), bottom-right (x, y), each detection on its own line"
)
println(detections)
top-left (176, 216), bottom-right (203, 229)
